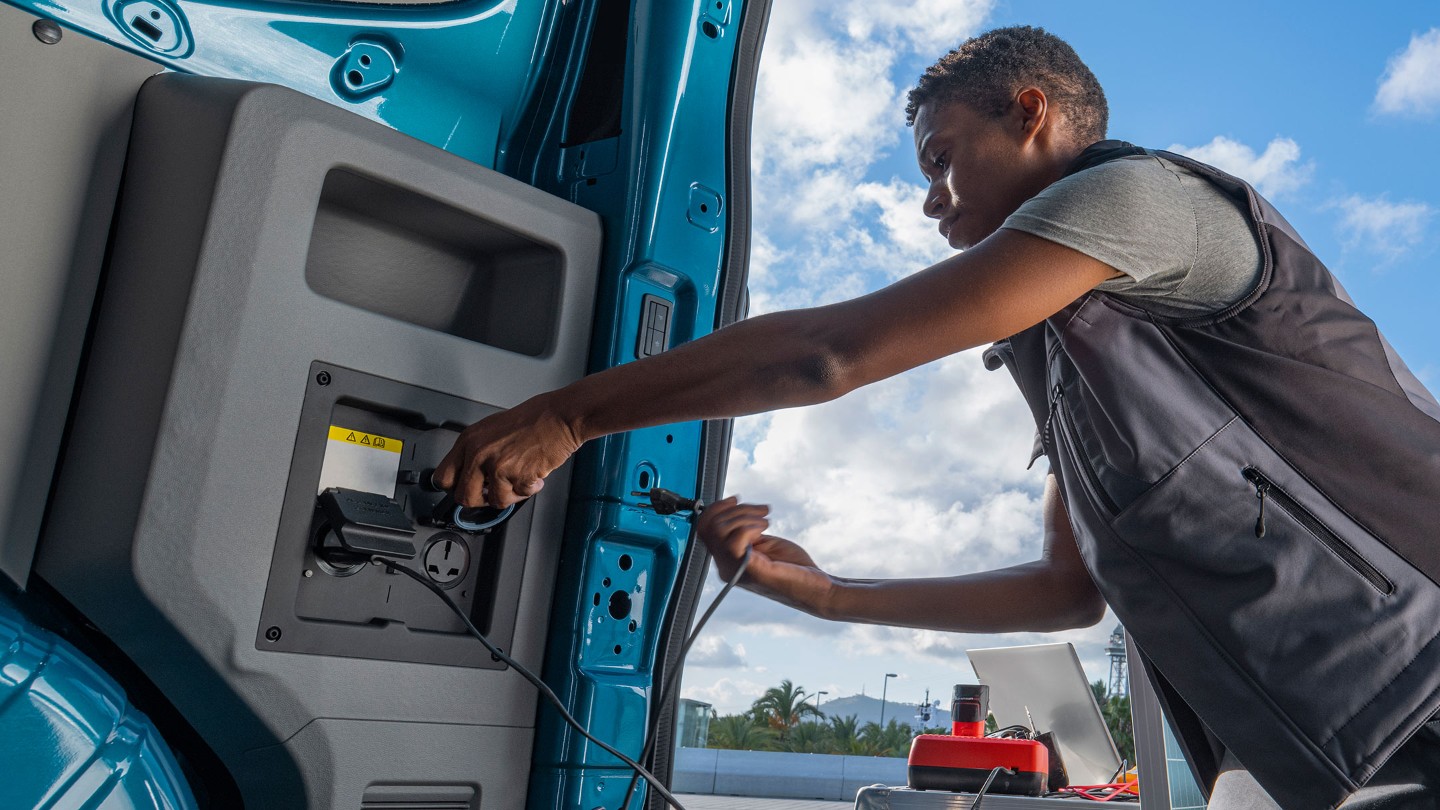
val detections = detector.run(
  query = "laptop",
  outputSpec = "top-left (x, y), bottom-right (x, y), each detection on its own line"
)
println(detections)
top-left (966, 642), bottom-right (1123, 787)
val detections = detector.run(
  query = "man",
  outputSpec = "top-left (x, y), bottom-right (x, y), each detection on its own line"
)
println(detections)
top-left (436, 27), bottom-right (1440, 809)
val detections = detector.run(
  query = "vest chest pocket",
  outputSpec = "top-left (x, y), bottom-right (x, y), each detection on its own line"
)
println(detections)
top-left (1242, 467), bottom-right (1394, 595)
top-left (1106, 417), bottom-right (1431, 746)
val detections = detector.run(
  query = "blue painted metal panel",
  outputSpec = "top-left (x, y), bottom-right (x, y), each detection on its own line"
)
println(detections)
top-left (0, 590), bottom-right (196, 810)
top-left (2, 0), bottom-right (563, 168)
top-left (522, 1), bottom-right (746, 807)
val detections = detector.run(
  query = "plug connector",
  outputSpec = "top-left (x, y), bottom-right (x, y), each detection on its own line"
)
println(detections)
top-left (632, 487), bottom-right (702, 516)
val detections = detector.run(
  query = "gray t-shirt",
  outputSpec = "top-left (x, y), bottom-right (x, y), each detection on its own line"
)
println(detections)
top-left (1001, 154), bottom-right (1263, 318)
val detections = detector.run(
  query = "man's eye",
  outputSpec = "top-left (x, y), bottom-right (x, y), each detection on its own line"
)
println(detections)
top-left (934, 153), bottom-right (948, 171)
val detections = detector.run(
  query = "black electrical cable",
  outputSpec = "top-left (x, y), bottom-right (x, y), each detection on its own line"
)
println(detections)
top-left (618, 536), bottom-right (752, 810)
top-left (374, 557), bottom-right (688, 810)
top-left (970, 765), bottom-right (1016, 810)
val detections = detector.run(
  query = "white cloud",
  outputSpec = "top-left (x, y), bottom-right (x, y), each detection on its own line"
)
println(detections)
top-left (853, 179), bottom-right (957, 276)
top-left (686, 636), bottom-right (748, 668)
top-left (753, 37), bottom-right (900, 177)
top-left (1166, 136), bottom-right (1313, 199)
top-left (838, 0), bottom-right (995, 54)
top-left (681, 676), bottom-right (770, 712)
top-left (840, 621), bottom-right (1116, 670)
top-left (1335, 194), bottom-right (1434, 259)
top-left (1374, 28), bottom-right (1440, 117)
top-left (726, 348), bottom-right (1045, 581)
top-left (747, 0), bottom-right (991, 317)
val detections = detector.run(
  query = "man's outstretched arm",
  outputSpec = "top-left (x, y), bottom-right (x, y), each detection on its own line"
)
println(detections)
top-left (435, 229), bottom-right (1118, 507)
top-left (701, 474), bottom-right (1107, 634)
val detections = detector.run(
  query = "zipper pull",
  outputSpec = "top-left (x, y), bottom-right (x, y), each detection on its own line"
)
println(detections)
top-left (1042, 384), bottom-right (1062, 450)
top-left (1253, 479), bottom-right (1269, 538)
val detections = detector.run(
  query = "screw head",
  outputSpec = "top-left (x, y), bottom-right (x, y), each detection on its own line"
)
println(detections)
top-left (315, 371), bottom-right (331, 386)
top-left (264, 626), bottom-right (282, 641)
top-left (303, 569), bottom-right (313, 578)
top-left (32, 19), bottom-right (63, 45)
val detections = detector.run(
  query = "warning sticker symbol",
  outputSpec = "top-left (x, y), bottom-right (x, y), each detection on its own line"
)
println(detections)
top-left (328, 426), bottom-right (402, 454)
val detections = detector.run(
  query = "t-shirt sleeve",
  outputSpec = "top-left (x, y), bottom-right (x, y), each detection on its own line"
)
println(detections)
top-left (1001, 155), bottom-right (1196, 294)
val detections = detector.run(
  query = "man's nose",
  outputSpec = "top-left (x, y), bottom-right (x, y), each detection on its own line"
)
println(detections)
top-left (923, 185), bottom-right (947, 219)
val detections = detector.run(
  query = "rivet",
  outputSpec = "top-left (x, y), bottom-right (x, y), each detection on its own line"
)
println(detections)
top-left (32, 19), bottom-right (63, 45)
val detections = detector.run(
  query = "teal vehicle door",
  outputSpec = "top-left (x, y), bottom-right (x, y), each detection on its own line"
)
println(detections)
top-left (0, 0), bottom-right (768, 807)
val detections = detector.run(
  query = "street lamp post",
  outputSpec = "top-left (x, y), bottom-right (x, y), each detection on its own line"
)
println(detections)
top-left (801, 689), bottom-right (830, 721)
top-left (879, 673), bottom-right (898, 727)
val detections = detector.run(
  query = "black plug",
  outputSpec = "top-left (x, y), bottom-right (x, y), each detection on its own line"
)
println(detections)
top-left (632, 487), bottom-right (702, 515)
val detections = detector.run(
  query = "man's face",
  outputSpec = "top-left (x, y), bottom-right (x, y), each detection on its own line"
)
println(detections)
top-left (913, 101), bottom-right (1045, 250)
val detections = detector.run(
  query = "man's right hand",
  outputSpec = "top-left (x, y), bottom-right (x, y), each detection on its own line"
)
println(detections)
top-left (433, 394), bottom-right (583, 508)
top-left (698, 496), bottom-right (836, 618)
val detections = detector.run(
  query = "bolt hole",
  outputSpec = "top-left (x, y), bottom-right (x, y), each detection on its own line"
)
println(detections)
top-left (629, 620), bottom-right (638, 632)
top-left (603, 577), bottom-right (611, 587)
top-left (586, 177), bottom-right (597, 186)
top-left (359, 53), bottom-right (371, 66)
top-left (614, 644), bottom-right (623, 654)
top-left (347, 70), bottom-right (363, 86)
top-left (665, 434), bottom-right (674, 444)
top-left (149, 9), bottom-right (160, 19)
top-left (593, 592), bottom-right (600, 606)
top-left (608, 590), bottom-right (632, 620)
top-left (702, 21), bottom-right (719, 38)
top-left (638, 471), bottom-right (651, 489)
top-left (700, 203), bottom-right (709, 213)
top-left (619, 554), bottom-right (633, 571)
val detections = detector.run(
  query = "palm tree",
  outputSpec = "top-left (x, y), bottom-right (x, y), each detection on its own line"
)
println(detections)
top-left (750, 679), bottom-right (825, 741)
top-left (826, 714), bottom-right (865, 755)
top-left (859, 719), bottom-right (914, 757)
top-left (1101, 694), bottom-right (1135, 765)
top-left (706, 712), bottom-right (775, 750)
top-left (783, 720), bottom-right (831, 753)
top-left (1091, 680), bottom-right (1135, 765)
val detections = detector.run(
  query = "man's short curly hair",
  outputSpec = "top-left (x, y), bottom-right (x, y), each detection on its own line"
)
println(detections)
top-left (905, 26), bottom-right (1108, 144)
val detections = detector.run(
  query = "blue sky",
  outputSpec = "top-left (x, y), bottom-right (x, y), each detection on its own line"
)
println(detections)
top-left (680, 0), bottom-right (1439, 717)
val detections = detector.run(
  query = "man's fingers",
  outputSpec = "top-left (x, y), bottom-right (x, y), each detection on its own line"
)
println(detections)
top-left (433, 453), bottom-right (459, 491)
top-left (514, 478), bottom-right (545, 497)
top-left (454, 470), bottom-right (488, 509)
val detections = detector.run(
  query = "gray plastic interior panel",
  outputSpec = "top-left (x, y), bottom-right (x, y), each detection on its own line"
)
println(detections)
top-left (0, 5), bottom-right (160, 587)
top-left (35, 73), bottom-right (600, 808)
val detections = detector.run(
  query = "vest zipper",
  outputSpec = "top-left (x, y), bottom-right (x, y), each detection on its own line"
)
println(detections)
top-left (1052, 387), bottom-right (1120, 516)
top-left (1241, 467), bottom-right (1394, 595)
top-left (1042, 384), bottom-right (1062, 453)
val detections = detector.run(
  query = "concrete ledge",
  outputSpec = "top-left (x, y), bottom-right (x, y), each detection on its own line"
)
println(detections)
top-left (676, 747), bottom-right (908, 801)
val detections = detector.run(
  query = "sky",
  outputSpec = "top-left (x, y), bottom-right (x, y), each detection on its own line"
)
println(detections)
top-left (678, 0), bottom-right (1440, 718)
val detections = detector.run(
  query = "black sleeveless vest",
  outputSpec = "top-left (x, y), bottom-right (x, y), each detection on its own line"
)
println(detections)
top-left (986, 142), bottom-right (1440, 810)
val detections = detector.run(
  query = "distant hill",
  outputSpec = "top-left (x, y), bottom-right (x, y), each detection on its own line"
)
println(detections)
top-left (815, 693), bottom-right (950, 730)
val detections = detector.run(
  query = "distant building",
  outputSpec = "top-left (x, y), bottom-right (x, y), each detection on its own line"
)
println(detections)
top-left (676, 698), bottom-right (713, 748)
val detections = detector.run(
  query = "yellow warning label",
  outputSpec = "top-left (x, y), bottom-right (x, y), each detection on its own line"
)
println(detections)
top-left (327, 426), bottom-right (402, 454)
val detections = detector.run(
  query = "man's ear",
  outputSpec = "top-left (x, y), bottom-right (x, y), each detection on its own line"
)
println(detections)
top-left (1014, 86), bottom-right (1049, 145)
